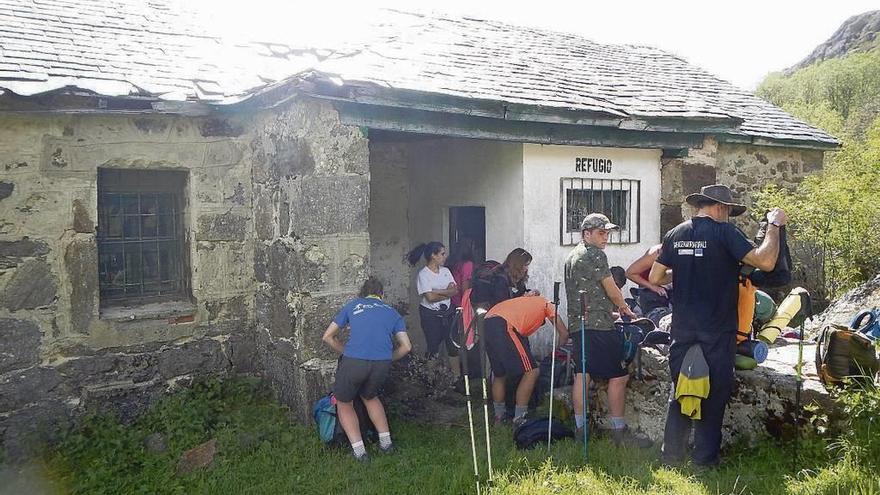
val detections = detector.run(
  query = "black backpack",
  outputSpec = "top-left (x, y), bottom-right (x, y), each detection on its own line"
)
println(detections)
top-left (748, 216), bottom-right (793, 288)
top-left (470, 260), bottom-right (502, 308)
top-left (512, 417), bottom-right (574, 450)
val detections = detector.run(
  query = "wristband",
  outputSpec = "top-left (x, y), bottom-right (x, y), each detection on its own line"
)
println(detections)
top-left (769, 221), bottom-right (782, 228)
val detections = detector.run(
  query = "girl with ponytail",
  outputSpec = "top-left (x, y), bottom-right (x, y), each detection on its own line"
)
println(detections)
top-left (406, 242), bottom-right (460, 375)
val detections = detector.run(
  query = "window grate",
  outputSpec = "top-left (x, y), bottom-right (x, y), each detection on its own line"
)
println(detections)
top-left (560, 178), bottom-right (641, 245)
top-left (97, 170), bottom-right (187, 305)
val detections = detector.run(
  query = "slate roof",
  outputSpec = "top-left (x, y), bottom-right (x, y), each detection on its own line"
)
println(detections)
top-left (0, 1), bottom-right (839, 148)
top-left (0, 0), bottom-right (322, 101)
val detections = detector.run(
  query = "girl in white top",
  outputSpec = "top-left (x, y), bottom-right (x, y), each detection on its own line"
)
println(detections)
top-left (406, 242), bottom-right (460, 374)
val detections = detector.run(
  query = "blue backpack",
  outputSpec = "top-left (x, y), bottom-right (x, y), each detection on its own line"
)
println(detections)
top-left (312, 393), bottom-right (376, 446)
top-left (313, 394), bottom-right (339, 444)
top-left (850, 309), bottom-right (880, 341)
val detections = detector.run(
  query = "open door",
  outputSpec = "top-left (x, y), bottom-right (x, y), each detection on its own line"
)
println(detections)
top-left (449, 206), bottom-right (486, 263)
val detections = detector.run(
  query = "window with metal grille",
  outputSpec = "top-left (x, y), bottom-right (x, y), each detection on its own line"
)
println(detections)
top-left (560, 178), bottom-right (641, 245)
top-left (97, 169), bottom-right (189, 305)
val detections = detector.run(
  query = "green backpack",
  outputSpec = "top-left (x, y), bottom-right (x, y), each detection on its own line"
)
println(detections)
top-left (815, 323), bottom-right (880, 389)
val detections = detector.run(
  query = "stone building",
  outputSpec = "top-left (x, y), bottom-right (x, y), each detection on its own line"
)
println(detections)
top-left (0, 4), bottom-right (837, 453)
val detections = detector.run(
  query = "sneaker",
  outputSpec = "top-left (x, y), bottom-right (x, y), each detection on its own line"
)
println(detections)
top-left (512, 415), bottom-right (528, 429)
top-left (610, 426), bottom-right (654, 449)
top-left (353, 452), bottom-right (370, 463)
top-left (494, 414), bottom-right (510, 427)
top-left (378, 442), bottom-right (396, 455)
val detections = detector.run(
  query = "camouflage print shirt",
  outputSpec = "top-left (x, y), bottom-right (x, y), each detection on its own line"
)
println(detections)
top-left (564, 242), bottom-right (615, 332)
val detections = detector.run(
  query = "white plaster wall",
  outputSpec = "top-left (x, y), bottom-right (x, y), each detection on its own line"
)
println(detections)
top-left (369, 137), bottom-right (524, 351)
top-left (407, 138), bottom-right (524, 348)
top-left (522, 143), bottom-right (662, 356)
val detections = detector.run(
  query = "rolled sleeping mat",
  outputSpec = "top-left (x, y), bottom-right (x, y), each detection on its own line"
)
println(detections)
top-left (754, 290), bottom-right (776, 325)
top-left (735, 354), bottom-right (758, 370)
top-left (758, 287), bottom-right (809, 344)
top-left (737, 339), bottom-right (769, 363)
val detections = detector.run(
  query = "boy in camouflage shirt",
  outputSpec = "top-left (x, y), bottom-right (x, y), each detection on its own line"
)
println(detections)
top-left (564, 213), bottom-right (651, 448)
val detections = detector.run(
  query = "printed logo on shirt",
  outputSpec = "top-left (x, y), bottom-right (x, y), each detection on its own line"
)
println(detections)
top-left (672, 241), bottom-right (707, 249)
top-left (352, 301), bottom-right (387, 314)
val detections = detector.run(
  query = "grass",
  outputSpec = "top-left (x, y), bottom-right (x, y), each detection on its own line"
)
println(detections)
top-left (11, 376), bottom-right (878, 495)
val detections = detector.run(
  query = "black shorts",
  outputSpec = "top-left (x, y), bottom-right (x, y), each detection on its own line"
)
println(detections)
top-left (484, 316), bottom-right (536, 378)
top-left (571, 329), bottom-right (628, 380)
top-left (333, 356), bottom-right (392, 402)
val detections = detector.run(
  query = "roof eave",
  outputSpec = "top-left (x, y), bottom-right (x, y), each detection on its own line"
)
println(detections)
top-left (716, 133), bottom-right (841, 151)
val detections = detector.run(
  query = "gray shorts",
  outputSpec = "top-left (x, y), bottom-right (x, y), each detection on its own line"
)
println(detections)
top-left (333, 356), bottom-right (392, 402)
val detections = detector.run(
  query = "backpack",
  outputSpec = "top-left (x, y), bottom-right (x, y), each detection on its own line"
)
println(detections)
top-left (530, 343), bottom-right (575, 408)
top-left (814, 323), bottom-right (880, 389)
top-left (748, 217), bottom-right (792, 288)
top-left (850, 308), bottom-right (880, 341)
top-left (312, 394), bottom-right (340, 444)
top-left (470, 260), bottom-right (502, 308)
top-left (512, 417), bottom-right (574, 450)
top-left (312, 393), bottom-right (376, 446)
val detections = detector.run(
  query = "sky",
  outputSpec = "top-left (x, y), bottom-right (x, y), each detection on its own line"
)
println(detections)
top-left (201, 0), bottom-right (879, 90)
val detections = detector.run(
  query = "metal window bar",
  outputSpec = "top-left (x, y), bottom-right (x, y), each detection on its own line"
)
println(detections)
top-left (97, 191), bottom-right (184, 303)
top-left (560, 178), bottom-right (641, 245)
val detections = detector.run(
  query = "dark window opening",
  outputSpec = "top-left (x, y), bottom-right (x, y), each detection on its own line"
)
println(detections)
top-left (560, 178), bottom-right (641, 245)
top-left (97, 169), bottom-right (189, 306)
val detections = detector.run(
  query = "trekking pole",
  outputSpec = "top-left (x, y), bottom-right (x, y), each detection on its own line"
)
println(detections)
top-left (475, 308), bottom-right (494, 484)
top-left (579, 290), bottom-right (590, 460)
top-left (457, 309), bottom-right (481, 495)
top-left (547, 281), bottom-right (561, 453)
top-left (793, 291), bottom-right (812, 471)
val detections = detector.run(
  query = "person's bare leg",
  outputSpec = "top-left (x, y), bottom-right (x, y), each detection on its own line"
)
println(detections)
top-left (491, 375), bottom-right (507, 421)
top-left (607, 375), bottom-right (629, 419)
top-left (362, 396), bottom-right (389, 434)
top-left (337, 400), bottom-right (368, 458)
top-left (515, 369), bottom-right (539, 408)
top-left (572, 373), bottom-right (591, 430)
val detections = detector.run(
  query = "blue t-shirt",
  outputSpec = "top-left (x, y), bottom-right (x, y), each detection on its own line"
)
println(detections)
top-left (333, 297), bottom-right (406, 361)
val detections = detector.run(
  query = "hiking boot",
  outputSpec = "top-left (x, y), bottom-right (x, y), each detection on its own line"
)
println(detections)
top-left (691, 459), bottom-right (720, 472)
top-left (378, 442), bottom-right (396, 455)
top-left (610, 426), bottom-right (653, 449)
top-left (659, 453), bottom-right (685, 468)
top-left (494, 414), bottom-right (510, 427)
top-left (512, 415), bottom-right (528, 429)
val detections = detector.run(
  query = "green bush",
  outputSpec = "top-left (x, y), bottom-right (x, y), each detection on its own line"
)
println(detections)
top-left (754, 45), bottom-right (880, 299)
top-left (830, 378), bottom-right (880, 468)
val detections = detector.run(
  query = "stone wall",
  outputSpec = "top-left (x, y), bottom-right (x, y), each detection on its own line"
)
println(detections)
top-left (250, 98), bottom-right (370, 422)
top-left (661, 137), bottom-right (823, 236)
top-left (661, 137), bottom-right (826, 297)
top-left (0, 112), bottom-right (258, 455)
top-left (559, 341), bottom-right (836, 446)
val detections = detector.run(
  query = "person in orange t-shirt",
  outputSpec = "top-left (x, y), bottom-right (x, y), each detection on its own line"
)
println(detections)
top-left (484, 295), bottom-right (568, 426)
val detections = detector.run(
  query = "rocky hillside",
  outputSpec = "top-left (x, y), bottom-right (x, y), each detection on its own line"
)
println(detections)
top-left (787, 10), bottom-right (880, 73)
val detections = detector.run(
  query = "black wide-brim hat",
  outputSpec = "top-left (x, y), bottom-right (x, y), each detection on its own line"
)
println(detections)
top-left (685, 184), bottom-right (747, 217)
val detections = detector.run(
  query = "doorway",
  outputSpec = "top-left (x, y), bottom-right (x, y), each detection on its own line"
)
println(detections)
top-left (449, 206), bottom-right (486, 263)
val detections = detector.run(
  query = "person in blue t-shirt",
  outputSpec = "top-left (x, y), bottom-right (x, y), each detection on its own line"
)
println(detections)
top-left (322, 277), bottom-right (412, 462)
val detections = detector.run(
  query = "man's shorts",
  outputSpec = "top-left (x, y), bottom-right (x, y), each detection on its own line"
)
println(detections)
top-left (571, 329), bottom-right (628, 379)
top-left (484, 316), bottom-right (537, 378)
top-left (333, 356), bottom-right (392, 402)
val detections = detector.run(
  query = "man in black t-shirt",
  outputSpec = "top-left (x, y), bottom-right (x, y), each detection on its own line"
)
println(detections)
top-left (649, 184), bottom-right (787, 467)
